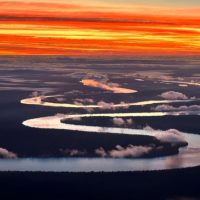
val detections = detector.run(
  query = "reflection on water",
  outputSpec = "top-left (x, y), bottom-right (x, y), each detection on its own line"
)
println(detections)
top-left (0, 136), bottom-right (200, 172)
top-left (13, 95), bottom-right (200, 172)
top-left (0, 149), bottom-right (200, 172)
top-left (21, 95), bottom-right (196, 109)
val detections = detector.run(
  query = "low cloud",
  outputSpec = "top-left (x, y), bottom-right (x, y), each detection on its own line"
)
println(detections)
top-left (113, 118), bottom-right (125, 126)
top-left (152, 104), bottom-right (200, 113)
top-left (160, 91), bottom-right (188, 100)
top-left (73, 99), bottom-right (94, 111)
top-left (0, 148), bottom-right (17, 158)
top-left (95, 145), bottom-right (152, 158)
top-left (81, 79), bottom-right (137, 94)
top-left (97, 101), bottom-right (129, 110)
top-left (109, 145), bottom-right (152, 158)
top-left (144, 126), bottom-right (187, 145)
top-left (95, 147), bottom-right (107, 157)
top-left (74, 98), bottom-right (94, 104)
top-left (118, 101), bottom-right (130, 109)
top-left (61, 149), bottom-right (87, 157)
top-left (113, 118), bottom-right (133, 126)
top-left (126, 118), bottom-right (133, 125)
top-left (97, 101), bottom-right (115, 110)
top-left (73, 100), bottom-right (130, 111)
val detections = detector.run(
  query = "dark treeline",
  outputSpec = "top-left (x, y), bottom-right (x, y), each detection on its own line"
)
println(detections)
top-left (0, 167), bottom-right (200, 200)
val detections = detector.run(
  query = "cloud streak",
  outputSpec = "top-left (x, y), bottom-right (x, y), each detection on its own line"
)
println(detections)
top-left (152, 104), bottom-right (200, 114)
top-left (1, 1), bottom-right (200, 56)
top-left (81, 79), bottom-right (137, 93)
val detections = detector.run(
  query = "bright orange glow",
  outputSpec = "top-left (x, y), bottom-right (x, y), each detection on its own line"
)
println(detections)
top-left (81, 79), bottom-right (137, 93)
top-left (0, 1), bottom-right (200, 56)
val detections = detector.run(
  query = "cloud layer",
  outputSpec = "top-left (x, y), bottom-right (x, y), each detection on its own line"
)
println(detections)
top-left (1, 1), bottom-right (200, 56)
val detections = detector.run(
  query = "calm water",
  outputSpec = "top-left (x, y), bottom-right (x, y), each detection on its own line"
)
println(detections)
top-left (0, 132), bottom-right (200, 172)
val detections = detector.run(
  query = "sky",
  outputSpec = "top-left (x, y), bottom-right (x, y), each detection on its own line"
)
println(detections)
top-left (0, 0), bottom-right (200, 56)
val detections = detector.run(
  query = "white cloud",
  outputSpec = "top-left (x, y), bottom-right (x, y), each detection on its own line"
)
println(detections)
top-left (118, 101), bottom-right (130, 109)
top-left (95, 145), bottom-right (152, 158)
top-left (160, 91), bottom-right (188, 100)
top-left (97, 101), bottom-right (115, 110)
top-left (0, 148), bottom-right (17, 158)
top-left (152, 104), bottom-right (200, 114)
top-left (109, 145), bottom-right (152, 158)
top-left (113, 118), bottom-right (133, 126)
top-left (97, 101), bottom-right (129, 110)
top-left (126, 118), bottom-right (133, 125)
top-left (143, 126), bottom-right (187, 145)
top-left (113, 118), bottom-right (126, 126)
top-left (95, 147), bottom-right (107, 157)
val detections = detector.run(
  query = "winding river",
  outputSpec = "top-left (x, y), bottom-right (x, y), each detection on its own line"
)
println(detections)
top-left (1, 95), bottom-right (200, 172)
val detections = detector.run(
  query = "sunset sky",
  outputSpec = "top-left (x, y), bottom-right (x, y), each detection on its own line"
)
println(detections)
top-left (0, 0), bottom-right (200, 56)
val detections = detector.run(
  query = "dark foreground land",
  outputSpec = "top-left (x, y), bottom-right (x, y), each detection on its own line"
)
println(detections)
top-left (0, 167), bottom-right (200, 200)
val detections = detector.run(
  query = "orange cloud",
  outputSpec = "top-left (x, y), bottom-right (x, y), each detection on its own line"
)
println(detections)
top-left (0, 1), bottom-right (200, 56)
top-left (81, 79), bottom-right (137, 93)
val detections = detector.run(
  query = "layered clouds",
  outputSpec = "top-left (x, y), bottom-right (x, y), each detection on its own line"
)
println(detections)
top-left (1, 1), bottom-right (200, 56)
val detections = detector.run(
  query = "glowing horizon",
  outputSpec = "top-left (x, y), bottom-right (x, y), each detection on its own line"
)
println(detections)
top-left (0, 0), bottom-right (200, 56)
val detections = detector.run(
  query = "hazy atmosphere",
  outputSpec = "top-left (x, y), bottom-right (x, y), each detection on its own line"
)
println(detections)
top-left (0, 1), bottom-right (200, 200)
